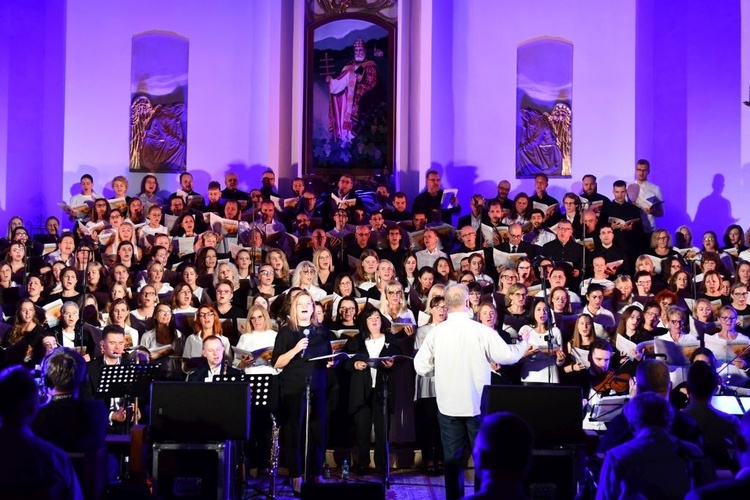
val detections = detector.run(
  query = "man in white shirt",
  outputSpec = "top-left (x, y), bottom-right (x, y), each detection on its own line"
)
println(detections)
top-left (415, 228), bottom-right (447, 269)
top-left (628, 159), bottom-right (664, 253)
top-left (414, 284), bottom-right (529, 500)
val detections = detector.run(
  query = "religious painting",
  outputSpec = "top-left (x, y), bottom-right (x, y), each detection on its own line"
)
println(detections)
top-left (515, 38), bottom-right (573, 179)
top-left (129, 32), bottom-right (188, 173)
top-left (304, 15), bottom-right (395, 176)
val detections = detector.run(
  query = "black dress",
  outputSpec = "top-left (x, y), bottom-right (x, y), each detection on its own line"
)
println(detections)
top-left (271, 324), bottom-right (332, 479)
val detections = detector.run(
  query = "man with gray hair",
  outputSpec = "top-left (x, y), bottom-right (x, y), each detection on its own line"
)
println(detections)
top-left (597, 391), bottom-right (713, 499)
top-left (414, 284), bottom-right (529, 500)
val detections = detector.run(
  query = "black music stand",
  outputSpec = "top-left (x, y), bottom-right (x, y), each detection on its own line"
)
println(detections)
top-left (212, 373), bottom-right (247, 383)
top-left (227, 373), bottom-right (279, 499)
top-left (98, 364), bottom-right (159, 433)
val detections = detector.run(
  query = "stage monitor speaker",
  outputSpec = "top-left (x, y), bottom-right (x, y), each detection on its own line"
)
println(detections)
top-left (301, 481), bottom-right (385, 500)
top-left (481, 384), bottom-right (583, 448)
top-left (153, 442), bottom-right (231, 500)
top-left (527, 449), bottom-right (577, 500)
top-left (150, 381), bottom-right (251, 442)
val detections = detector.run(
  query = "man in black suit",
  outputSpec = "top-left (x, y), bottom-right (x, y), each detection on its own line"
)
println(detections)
top-left (411, 169), bottom-right (461, 225)
top-left (541, 219), bottom-right (584, 289)
top-left (321, 174), bottom-right (362, 229)
top-left (687, 412), bottom-right (750, 499)
top-left (528, 173), bottom-right (560, 225)
top-left (457, 194), bottom-right (488, 233)
top-left (599, 180), bottom-right (643, 267)
top-left (187, 335), bottom-right (242, 382)
top-left (221, 171), bottom-right (250, 206)
top-left (378, 225), bottom-right (407, 267)
top-left (384, 192), bottom-right (412, 223)
top-left (496, 223), bottom-right (536, 259)
top-left (33, 347), bottom-right (108, 453)
top-left (85, 325), bottom-right (140, 430)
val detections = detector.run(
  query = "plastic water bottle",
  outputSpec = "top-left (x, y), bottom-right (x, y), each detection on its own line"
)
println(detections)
top-left (323, 458), bottom-right (331, 479)
top-left (341, 459), bottom-right (350, 481)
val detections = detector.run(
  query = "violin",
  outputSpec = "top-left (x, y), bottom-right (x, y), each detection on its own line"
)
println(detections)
top-left (591, 370), bottom-right (632, 395)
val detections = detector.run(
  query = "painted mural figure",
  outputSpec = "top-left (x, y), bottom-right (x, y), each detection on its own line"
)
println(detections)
top-left (327, 38), bottom-right (381, 143)
top-left (129, 95), bottom-right (186, 172)
top-left (516, 107), bottom-right (565, 177)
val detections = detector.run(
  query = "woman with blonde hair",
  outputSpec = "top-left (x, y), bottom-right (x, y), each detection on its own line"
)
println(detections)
top-left (353, 249), bottom-right (379, 293)
top-left (367, 259), bottom-right (396, 300)
top-left (312, 247), bottom-right (337, 294)
top-left (379, 279), bottom-right (416, 332)
top-left (290, 260), bottom-right (327, 301)
top-left (235, 305), bottom-right (277, 374)
top-left (234, 303), bottom-right (278, 474)
top-left (266, 248), bottom-right (291, 289)
top-left (271, 291), bottom-right (332, 494)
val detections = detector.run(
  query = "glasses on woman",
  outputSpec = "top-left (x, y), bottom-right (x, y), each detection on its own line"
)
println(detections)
top-left (198, 311), bottom-right (215, 318)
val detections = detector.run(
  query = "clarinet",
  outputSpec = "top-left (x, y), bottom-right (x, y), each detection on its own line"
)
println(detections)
top-left (268, 412), bottom-right (280, 498)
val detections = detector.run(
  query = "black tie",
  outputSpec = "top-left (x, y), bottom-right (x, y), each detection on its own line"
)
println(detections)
top-left (511, 245), bottom-right (516, 253)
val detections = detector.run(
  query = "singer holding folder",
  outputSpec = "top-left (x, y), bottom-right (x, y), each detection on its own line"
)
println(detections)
top-left (271, 291), bottom-right (332, 494)
top-left (344, 305), bottom-right (401, 474)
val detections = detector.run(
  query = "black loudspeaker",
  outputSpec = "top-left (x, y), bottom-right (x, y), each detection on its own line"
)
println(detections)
top-left (150, 381), bottom-right (251, 442)
top-left (526, 449), bottom-right (577, 500)
top-left (481, 384), bottom-right (583, 448)
top-left (301, 481), bottom-right (385, 500)
top-left (153, 442), bottom-right (231, 500)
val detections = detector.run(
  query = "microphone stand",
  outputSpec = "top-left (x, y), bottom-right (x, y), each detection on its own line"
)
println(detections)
top-left (303, 373), bottom-right (312, 484)
top-left (382, 371), bottom-right (391, 489)
top-left (579, 201), bottom-right (588, 285)
top-left (537, 259), bottom-right (554, 384)
top-left (77, 248), bottom-right (91, 356)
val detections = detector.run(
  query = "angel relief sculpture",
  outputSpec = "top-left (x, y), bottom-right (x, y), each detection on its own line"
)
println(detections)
top-left (129, 95), bottom-right (187, 172)
top-left (516, 103), bottom-right (572, 177)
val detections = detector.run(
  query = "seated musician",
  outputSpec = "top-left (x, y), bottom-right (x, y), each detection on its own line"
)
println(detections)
top-left (84, 325), bottom-right (138, 427)
top-left (587, 338), bottom-right (630, 400)
top-left (597, 359), bottom-right (702, 453)
top-left (187, 335), bottom-right (242, 382)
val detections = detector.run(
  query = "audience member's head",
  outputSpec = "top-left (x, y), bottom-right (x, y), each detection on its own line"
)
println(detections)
top-left (686, 360), bottom-right (719, 402)
top-left (473, 411), bottom-right (534, 488)
top-left (635, 358), bottom-right (670, 397)
top-left (0, 366), bottom-right (39, 427)
top-left (624, 391), bottom-right (673, 432)
top-left (42, 347), bottom-right (87, 395)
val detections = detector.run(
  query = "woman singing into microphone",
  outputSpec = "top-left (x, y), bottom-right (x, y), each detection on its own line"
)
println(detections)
top-left (271, 291), bottom-right (333, 494)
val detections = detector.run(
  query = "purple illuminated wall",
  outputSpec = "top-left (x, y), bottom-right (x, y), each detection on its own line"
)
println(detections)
top-left (637, 0), bottom-right (742, 237)
top-left (0, 0), bottom-right (65, 231)
top-left (429, 0), bottom-right (637, 216)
